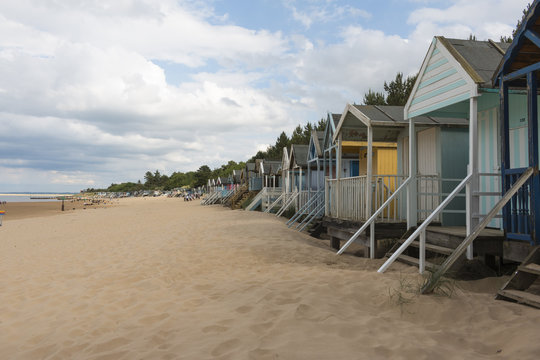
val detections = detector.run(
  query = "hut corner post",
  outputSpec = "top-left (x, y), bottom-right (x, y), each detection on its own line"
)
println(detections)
top-left (336, 133), bottom-right (342, 218)
top-left (527, 71), bottom-right (540, 244)
top-left (367, 125), bottom-right (375, 258)
top-left (466, 95), bottom-right (479, 260)
top-left (407, 118), bottom-right (418, 229)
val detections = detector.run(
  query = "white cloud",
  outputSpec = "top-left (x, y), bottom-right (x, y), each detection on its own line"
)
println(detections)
top-left (408, 0), bottom-right (530, 41)
top-left (0, 0), bottom-right (531, 191)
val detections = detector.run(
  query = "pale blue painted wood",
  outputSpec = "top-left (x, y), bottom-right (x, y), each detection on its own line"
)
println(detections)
top-left (418, 68), bottom-right (458, 89)
top-left (411, 79), bottom-right (467, 105)
top-left (425, 58), bottom-right (449, 73)
top-left (409, 92), bottom-right (470, 118)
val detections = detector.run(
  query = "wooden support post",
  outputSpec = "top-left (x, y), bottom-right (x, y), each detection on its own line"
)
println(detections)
top-left (467, 96), bottom-right (479, 260)
top-left (367, 125), bottom-right (373, 220)
top-left (419, 229), bottom-right (426, 273)
top-left (500, 82), bottom-right (511, 231)
top-left (528, 71), bottom-right (539, 244)
top-left (336, 134), bottom-right (342, 218)
top-left (370, 222), bottom-right (376, 259)
top-left (407, 119), bottom-right (418, 229)
top-left (331, 237), bottom-right (340, 250)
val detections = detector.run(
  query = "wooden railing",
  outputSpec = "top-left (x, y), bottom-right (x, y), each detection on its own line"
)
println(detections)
top-left (325, 175), bottom-right (407, 222)
top-left (325, 176), bottom-right (368, 221)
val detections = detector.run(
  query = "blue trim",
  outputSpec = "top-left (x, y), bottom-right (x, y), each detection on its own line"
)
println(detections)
top-left (425, 58), bottom-right (448, 73)
top-left (493, 0), bottom-right (540, 85)
top-left (505, 167), bottom-right (528, 175)
top-left (408, 92), bottom-right (470, 118)
top-left (418, 68), bottom-right (458, 89)
top-left (525, 29), bottom-right (540, 49)
top-left (503, 61), bottom-right (540, 82)
top-left (506, 233), bottom-right (533, 242)
top-left (411, 79), bottom-right (467, 105)
top-left (527, 71), bottom-right (539, 243)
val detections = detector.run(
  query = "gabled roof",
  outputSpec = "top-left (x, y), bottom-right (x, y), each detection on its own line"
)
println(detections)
top-left (493, 0), bottom-right (540, 87)
top-left (335, 104), bottom-right (465, 143)
top-left (261, 160), bottom-right (282, 175)
top-left (405, 36), bottom-right (508, 118)
top-left (246, 162), bottom-right (256, 172)
top-left (281, 146), bottom-right (290, 171)
top-left (323, 112), bottom-right (340, 152)
top-left (289, 144), bottom-right (309, 168)
top-left (438, 37), bottom-right (509, 86)
top-left (308, 130), bottom-right (324, 161)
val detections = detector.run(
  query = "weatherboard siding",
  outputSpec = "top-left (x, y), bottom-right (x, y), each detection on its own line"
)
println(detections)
top-left (408, 42), bottom-right (472, 119)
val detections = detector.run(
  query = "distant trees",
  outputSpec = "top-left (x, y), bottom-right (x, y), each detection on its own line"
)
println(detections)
top-left (363, 72), bottom-right (418, 106)
top-left (500, 2), bottom-right (532, 43)
top-left (250, 120), bottom-right (326, 162)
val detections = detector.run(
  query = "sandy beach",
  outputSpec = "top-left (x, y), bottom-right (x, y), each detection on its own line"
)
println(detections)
top-left (1, 197), bottom-right (539, 359)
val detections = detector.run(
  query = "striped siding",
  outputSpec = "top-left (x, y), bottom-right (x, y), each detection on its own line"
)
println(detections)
top-left (478, 108), bottom-right (502, 229)
top-left (408, 42), bottom-right (471, 118)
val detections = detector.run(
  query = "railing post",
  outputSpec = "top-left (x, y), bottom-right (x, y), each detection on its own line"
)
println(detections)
top-left (325, 177), bottom-right (329, 217)
top-left (367, 125), bottom-right (373, 221)
top-left (419, 229), bottom-right (426, 273)
top-left (407, 118), bottom-right (418, 229)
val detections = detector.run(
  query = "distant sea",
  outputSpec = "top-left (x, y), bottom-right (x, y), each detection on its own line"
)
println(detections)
top-left (0, 192), bottom-right (75, 203)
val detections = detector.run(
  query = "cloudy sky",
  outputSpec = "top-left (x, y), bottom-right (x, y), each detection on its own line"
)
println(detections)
top-left (0, 0), bottom-right (530, 192)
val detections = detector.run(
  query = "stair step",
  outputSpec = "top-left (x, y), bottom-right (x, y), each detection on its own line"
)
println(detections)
top-left (387, 253), bottom-right (437, 271)
top-left (518, 263), bottom-right (540, 276)
top-left (400, 240), bottom-right (454, 256)
top-left (497, 289), bottom-right (540, 308)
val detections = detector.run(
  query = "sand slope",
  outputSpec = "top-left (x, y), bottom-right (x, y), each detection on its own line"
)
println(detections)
top-left (0, 197), bottom-right (539, 359)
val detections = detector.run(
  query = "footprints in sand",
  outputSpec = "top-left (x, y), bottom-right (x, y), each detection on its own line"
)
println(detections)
top-left (235, 305), bottom-right (253, 314)
top-left (202, 324), bottom-right (230, 333)
top-left (210, 338), bottom-right (241, 357)
top-left (138, 312), bottom-right (170, 326)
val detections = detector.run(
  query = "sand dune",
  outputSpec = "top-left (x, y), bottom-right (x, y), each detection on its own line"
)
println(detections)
top-left (0, 197), bottom-right (539, 359)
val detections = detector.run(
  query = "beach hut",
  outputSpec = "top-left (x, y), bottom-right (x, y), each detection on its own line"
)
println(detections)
top-left (328, 104), bottom-right (468, 258)
top-left (322, 112), bottom-right (342, 180)
top-left (285, 130), bottom-right (328, 230)
top-left (307, 131), bottom-right (325, 193)
top-left (379, 37), bottom-right (513, 274)
top-left (289, 144), bottom-right (309, 210)
top-left (491, 1), bottom-right (540, 306)
top-left (244, 159), bottom-right (283, 211)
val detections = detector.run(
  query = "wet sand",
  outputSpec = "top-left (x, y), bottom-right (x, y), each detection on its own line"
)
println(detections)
top-left (0, 198), bottom-right (117, 221)
top-left (0, 197), bottom-right (539, 359)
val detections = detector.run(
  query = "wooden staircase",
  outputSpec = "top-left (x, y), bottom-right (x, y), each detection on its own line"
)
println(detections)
top-left (497, 246), bottom-right (540, 308)
top-left (229, 185), bottom-right (249, 209)
top-left (385, 227), bottom-right (504, 275)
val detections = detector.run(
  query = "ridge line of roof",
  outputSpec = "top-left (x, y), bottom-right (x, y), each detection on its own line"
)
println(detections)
top-left (436, 36), bottom-right (484, 84)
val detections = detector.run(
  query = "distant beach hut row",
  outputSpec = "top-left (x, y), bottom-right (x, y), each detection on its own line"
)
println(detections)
top-left (202, 1), bottom-right (540, 307)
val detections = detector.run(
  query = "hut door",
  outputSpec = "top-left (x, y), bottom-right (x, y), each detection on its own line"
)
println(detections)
top-left (350, 160), bottom-right (359, 177)
top-left (417, 128), bottom-right (439, 221)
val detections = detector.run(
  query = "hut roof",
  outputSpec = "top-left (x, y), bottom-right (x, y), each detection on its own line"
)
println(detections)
top-left (246, 162), bottom-right (256, 172)
top-left (309, 130), bottom-right (324, 159)
top-left (335, 104), bottom-right (467, 142)
top-left (261, 160), bottom-right (282, 175)
top-left (290, 144), bottom-right (309, 168)
top-left (331, 113), bottom-right (341, 128)
top-left (436, 37), bottom-right (509, 88)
